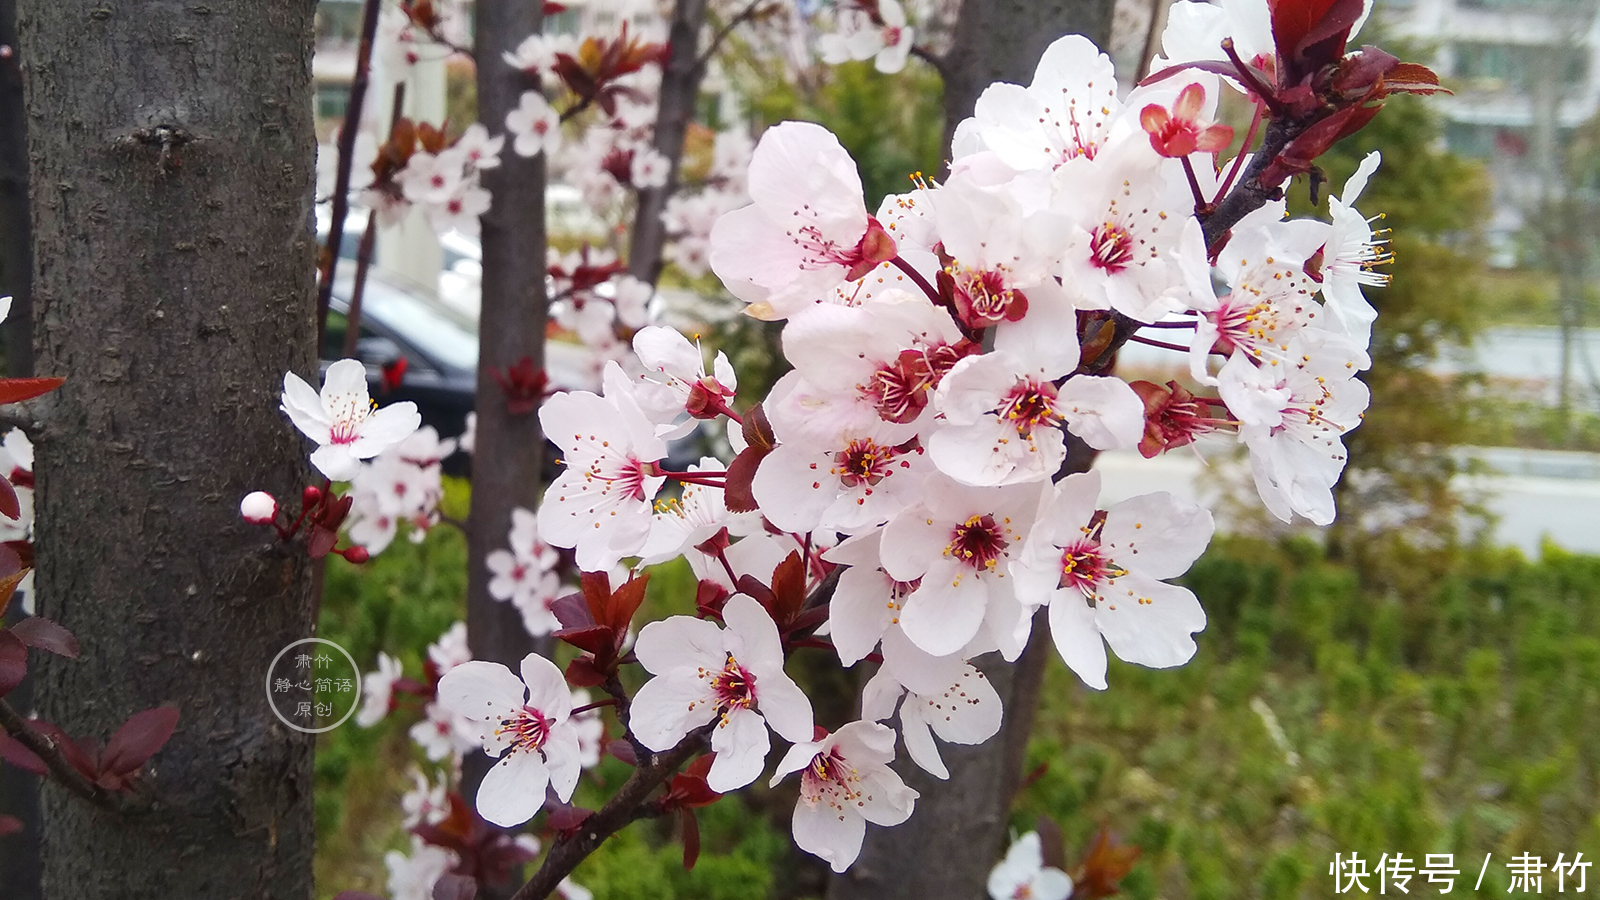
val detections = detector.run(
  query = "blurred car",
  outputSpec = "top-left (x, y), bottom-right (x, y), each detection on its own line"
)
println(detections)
top-left (324, 269), bottom-right (478, 448)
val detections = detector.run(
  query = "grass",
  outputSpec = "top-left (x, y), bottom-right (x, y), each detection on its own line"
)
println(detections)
top-left (313, 485), bottom-right (1600, 899)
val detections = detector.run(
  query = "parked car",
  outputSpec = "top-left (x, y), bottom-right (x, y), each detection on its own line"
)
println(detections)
top-left (324, 269), bottom-right (479, 450)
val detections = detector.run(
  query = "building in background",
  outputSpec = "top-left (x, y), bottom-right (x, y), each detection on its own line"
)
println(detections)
top-left (1381, 0), bottom-right (1600, 266)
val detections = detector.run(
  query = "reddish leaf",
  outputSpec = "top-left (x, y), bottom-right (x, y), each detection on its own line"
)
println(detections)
top-left (768, 552), bottom-right (808, 626)
top-left (549, 592), bottom-right (595, 631)
top-left (0, 566), bottom-right (25, 619)
top-left (0, 477), bottom-right (16, 521)
top-left (545, 802), bottom-right (594, 833)
top-left (553, 625), bottom-right (613, 657)
top-left (306, 523), bottom-right (339, 559)
top-left (0, 733), bottom-right (46, 776)
top-left (27, 720), bottom-right (96, 780)
top-left (563, 655), bottom-right (606, 688)
top-left (602, 574), bottom-right (649, 635)
top-left (98, 706), bottom-right (179, 779)
top-left (10, 616), bottom-right (79, 659)
top-left (432, 874), bottom-right (478, 900)
top-left (0, 377), bottom-right (64, 406)
top-left (0, 813), bottom-right (20, 836)
top-left (606, 738), bottom-right (638, 766)
top-left (0, 630), bottom-right (25, 697)
top-left (680, 806), bottom-right (701, 870)
top-left (724, 404), bottom-right (776, 512)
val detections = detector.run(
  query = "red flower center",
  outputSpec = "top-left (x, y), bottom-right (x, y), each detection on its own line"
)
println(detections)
top-left (1089, 223), bottom-right (1135, 273)
top-left (709, 654), bottom-right (756, 711)
top-left (946, 514), bottom-right (1009, 571)
top-left (831, 438), bottom-right (899, 488)
top-left (1002, 379), bottom-right (1060, 436)
top-left (496, 704), bottom-right (553, 753)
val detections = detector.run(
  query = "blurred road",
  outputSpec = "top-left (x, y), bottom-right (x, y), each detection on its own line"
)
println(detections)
top-left (1093, 445), bottom-right (1600, 557)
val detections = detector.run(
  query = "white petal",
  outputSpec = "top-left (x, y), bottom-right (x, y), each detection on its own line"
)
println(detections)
top-left (436, 660), bottom-right (526, 724)
top-left (519, 653), bottom-right (572, 721)
top-left (898, 566), bottom-right (988, 658)
top-left (634, 615), bottom-right (728, 675)
top-left (476, 750), bottom-right (549, 827)
top-left (1101, 492), bottom-right (1214, 580)
top-left (793, 795), bottom-right (866, 873)
top-left (754, 668), bottom-right (815, 744)
top-left (629, 672), bottom-right (717, 751)
top-left (1049, 592), bottom-right (1109, 690)
top-left (707, 706), bottom-right (770, 792)
top-left (1095, 572), bottom-right (1206, 670)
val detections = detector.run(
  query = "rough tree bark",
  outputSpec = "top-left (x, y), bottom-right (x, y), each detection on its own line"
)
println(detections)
top-left (464, 0), bottom-right (548, 754)
top-left (830, 3), bottom-right (1114, 897)
top-left (18, 1), bottom-right (319, 897)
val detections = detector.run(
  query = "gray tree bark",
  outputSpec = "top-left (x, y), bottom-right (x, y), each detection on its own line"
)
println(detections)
top-left (626, 0), bottom-right (710, 287)
top-left (465, 0), bottom-right (549, 676)
top-left (18, 1), bottom-right (319, 897)
top-left (831, 3), bottom-right (1114, 897)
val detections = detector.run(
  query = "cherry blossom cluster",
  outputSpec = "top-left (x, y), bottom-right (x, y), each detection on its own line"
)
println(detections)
top-left (352, 619), bottom-right (602, 900)
top-left (813, 0), bottom-right (918, 74)
top-left (487, 2), bottom-right (1419, 871)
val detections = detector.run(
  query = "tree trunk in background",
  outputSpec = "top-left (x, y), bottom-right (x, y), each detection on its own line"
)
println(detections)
top-left (626, 0), bottom-right (710, 287)
top-left (19, 1), bottom-right (319, 896)
top-left (465, 0), bottom-right (548, 676)
top-left (832, 3), bottom-right (1113, 897)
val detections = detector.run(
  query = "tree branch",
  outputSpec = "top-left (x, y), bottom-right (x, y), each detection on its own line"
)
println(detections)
top-left (315, 0), bottom-right (383, 350)
top-left (0, 698), bottom-right (132, 813)
top-left (508, 725), bottom-right (713, 900)
top-left (693, 0), bottom-right (763, 74)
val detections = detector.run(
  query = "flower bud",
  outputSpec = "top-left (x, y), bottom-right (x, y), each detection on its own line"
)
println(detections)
top-left (239, 491), bottom-right (278, 525)
top-left (339, 545), bottom-right (370, 564)
top-left (302, 485), bottom-right (323, 507)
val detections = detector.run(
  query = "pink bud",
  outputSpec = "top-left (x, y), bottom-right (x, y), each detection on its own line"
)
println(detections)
top-left (340, 545), bottom-right (370, 564)
top-left (239, 491), bottom-right (278, 524)
top-left (301, 485), bottom-right (322, 507)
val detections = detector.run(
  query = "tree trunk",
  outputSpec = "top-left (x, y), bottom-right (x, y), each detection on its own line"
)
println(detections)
top-left (626, 0), bottom-right (710, 286)
top-left (19, 1), bottom-right (319, 897)
top-left (465, 0), bottom-right (548, 686)
top-left (832, 3), bottom-right (1113, 897)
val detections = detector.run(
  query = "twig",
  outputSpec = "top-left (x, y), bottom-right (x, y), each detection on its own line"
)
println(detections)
top-left (910, 44), bottom-right (947, 79)
top-left (316, 0), bottom-right (385, 350)
top-left (889, 254), bottom-right (941, 306)
top-left (509, 724), bottom-right (714, 900)
top-left (339, 217), bottom-right (379, 359)
top-left (693, 0), bottom-right (764, 74)
top-left (1127, 335), bottom-right (1190, 353)
top-left (1214, 101), bottom-right (1263, 205)
top-left (0, 395), bottom-right (46, 432)
top-left (0, 698), bottom-right (129, 812)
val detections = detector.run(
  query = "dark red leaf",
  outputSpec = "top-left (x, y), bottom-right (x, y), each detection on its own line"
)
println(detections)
top-left (680, 806), bottom-right (701, 870)
top-left (0, 630), bottom-right (25, 697)
top-left (306, 523), bottom-right (339, 559)
top-left (606, 739), bottom-right (638, 766)
top-left (0, 377), bottom-right (64, 405)
top-left (545, 802), bottom-right (594, 833)
top-left (768, 552), bottom-right (807, 626)
top-left (553, 625), bottom-right (613, 657)
top-left (694, 579), bottom-right (730, 618)
top-left (563, 655), bottom-right (606, 688)
top-left (0, 477), bottom-right (17, 521)
top-left (432, 874), bottom-right (478, 900)
top-left (0, 813), bottom-right (20, 836)
top-left (549, 592), bottom-right (595, 631)
top-left (602, 574), bottom-right (649, 634)
top-left (98, 706), bottom-right (179, 778)
top-left (579, 569), bottom-right (612, 610)
top-left (27, 721), bottom-right (96, 779)
top-left (0, 733), bottom-right (46, 776)
top-left (10, 616), bottom-right (79, 659)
